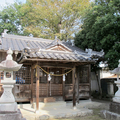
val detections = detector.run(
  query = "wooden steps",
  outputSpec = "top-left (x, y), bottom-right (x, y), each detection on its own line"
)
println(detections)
top-left (44, 97), bottom-right (56, 103)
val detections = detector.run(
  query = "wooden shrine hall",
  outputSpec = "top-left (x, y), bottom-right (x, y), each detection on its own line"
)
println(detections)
top-left (0, 30), bottom-right (104, 110)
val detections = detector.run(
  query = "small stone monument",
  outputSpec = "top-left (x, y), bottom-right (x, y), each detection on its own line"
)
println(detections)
top-left (0, 48), bottom-right (26, 120)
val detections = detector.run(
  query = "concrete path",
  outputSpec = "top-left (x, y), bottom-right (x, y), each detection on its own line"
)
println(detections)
top-left (18, 100), bottom-right (110, 120)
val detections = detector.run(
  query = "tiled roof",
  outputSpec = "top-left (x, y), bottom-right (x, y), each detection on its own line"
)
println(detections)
top-left (26, 50), bottom-right (86, 61)
top-left (0, 33), bottom-right (52, 52)
top-left (0, 33), bottom-right (104, 62)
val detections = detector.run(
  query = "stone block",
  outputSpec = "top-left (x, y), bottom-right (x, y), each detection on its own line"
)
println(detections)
top-left (54, 114), bottom-right (66, 119)
top-left (0, 109), bottom-right (26, 120)
top-left (110, 102), bottom-right (120, 114)
top-left (111, 113), bottom-right (117, 120)
top-left (106, 111), bottom-right (111, 120)
top-left (100, 110), bottom-right (120, 120)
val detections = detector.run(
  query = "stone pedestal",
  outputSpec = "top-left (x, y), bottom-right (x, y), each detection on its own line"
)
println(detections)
top-left (101, 82), bottom-right (120, 120)
top-left (0, 109), bottom-right (26, 120)
top-left (0, 103), bottom-right (17, 113)
top-left (100, 60), bottom-right (120, 120)
top-left (101, 102), bottom-right (120, 120)
top-left (112, 81), bottom-right (120, 103)
top-left (0, 84), bottom-right (18, 113)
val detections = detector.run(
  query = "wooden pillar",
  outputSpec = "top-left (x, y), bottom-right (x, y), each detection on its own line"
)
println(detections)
top-left (88, 65), bottom-right (91, 99)
top-left (72, 66), bottom-right (76, 109)
top-left (0, 72), bottom-right (1, 84)
top-left (76, 67), bottom-right (79, 104)
top-left (0, 72), bottom-right (1, 91)
top-left (31, 67), bottom-right (34, 106)
top-left (36, 66), bottom-right (39, 113)
top-left (62, 68), bottom-right (65, 101)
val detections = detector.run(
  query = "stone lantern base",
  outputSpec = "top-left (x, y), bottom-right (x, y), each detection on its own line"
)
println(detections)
top-left (0, 109), bottom-right (26, 120)
top-left (110, 102), bottom-right (120, 114)
top-left (0, 102), bottom-right (18, 113)
top-left (100, 102), bottom-right (120, 120)
top-left (100, 82), bottom-right (120, 119)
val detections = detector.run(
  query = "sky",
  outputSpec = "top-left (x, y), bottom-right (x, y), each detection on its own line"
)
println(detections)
top-left (0, 0), bottom-right (94, 10)
top-left (0, 0), bottom-right (26, 10)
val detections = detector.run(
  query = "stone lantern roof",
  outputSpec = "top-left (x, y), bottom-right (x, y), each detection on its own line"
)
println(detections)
top-left (110, 60), bottom-right (120, 75)
top-left (0, 48), bottom-right (22, 71)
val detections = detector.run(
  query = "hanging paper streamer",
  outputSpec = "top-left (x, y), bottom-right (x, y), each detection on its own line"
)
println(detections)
top-left (48, 74), bottom-right (51, 96)
top-left (48, 74), bottom-right (51, 81)
top-left (63, 74), bottom-right (65, 81)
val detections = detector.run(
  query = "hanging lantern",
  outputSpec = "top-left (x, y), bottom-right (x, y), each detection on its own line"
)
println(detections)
top-left (48, 74), bottom-right (51, 81)
top-left (63, 74), bottom-right (65, 81)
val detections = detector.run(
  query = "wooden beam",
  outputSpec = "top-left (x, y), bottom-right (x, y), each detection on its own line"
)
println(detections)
top-left (31, 63), bottom-right (38, 69)
top-left (31, 63), bottom-right (74, 69)
top-left (30, 66), bottom-right (34, 107)
top-left (21, 58), bottom-right (95, 64)
top-left (72, 66), bottom-right (76, 109)
top-left (36, 66), bottom-right (39, 113)
top-left (30, 63), bottom-right (75, 70)
top-left (38, 63), bottom-right (74, 69)
top-left (22, 63), bottom-right (32, 65)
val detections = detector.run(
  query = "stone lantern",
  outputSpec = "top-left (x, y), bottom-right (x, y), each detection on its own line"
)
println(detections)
top-left (101, 60), bottom-right (120, 119)
top-left (110, 60), bottom-right (120, 103)
top-left (0, 48), bottom-right (22, 113)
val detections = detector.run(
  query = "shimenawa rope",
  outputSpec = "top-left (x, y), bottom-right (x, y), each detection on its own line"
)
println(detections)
top-left (35, 65), bottom-right (74, 77)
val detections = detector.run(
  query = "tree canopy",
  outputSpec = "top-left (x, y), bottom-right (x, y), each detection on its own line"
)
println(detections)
top-left (75, 0), bottom-right (120, 69)
top-left (0, 2), bottom-right (23, 35)
top-left (20, 0), bottom-right (91, 40)
top-left (0, 0), bottom-right (91, 40)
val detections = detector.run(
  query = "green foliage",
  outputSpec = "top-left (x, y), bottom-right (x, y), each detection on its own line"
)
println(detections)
top-left (75, 0), bottom-right (120, 69)
top-left (0, 0), bottom-right (91, 40)
top-left (0, 2), bottom-right (23, 35)
top-left (19, 0), bottom-right (91, 40)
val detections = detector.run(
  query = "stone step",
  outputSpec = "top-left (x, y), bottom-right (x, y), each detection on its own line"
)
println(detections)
top-left (33, 101), bottom-right (66, 109)
top-left (44, 97), bottom-right (56, 103)
top-left (33, 96), bottom-right (63, 102)
top-left (0, 109), bottom-right (26, 120)
top-left (100, 110), bottom-right (120, 120)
